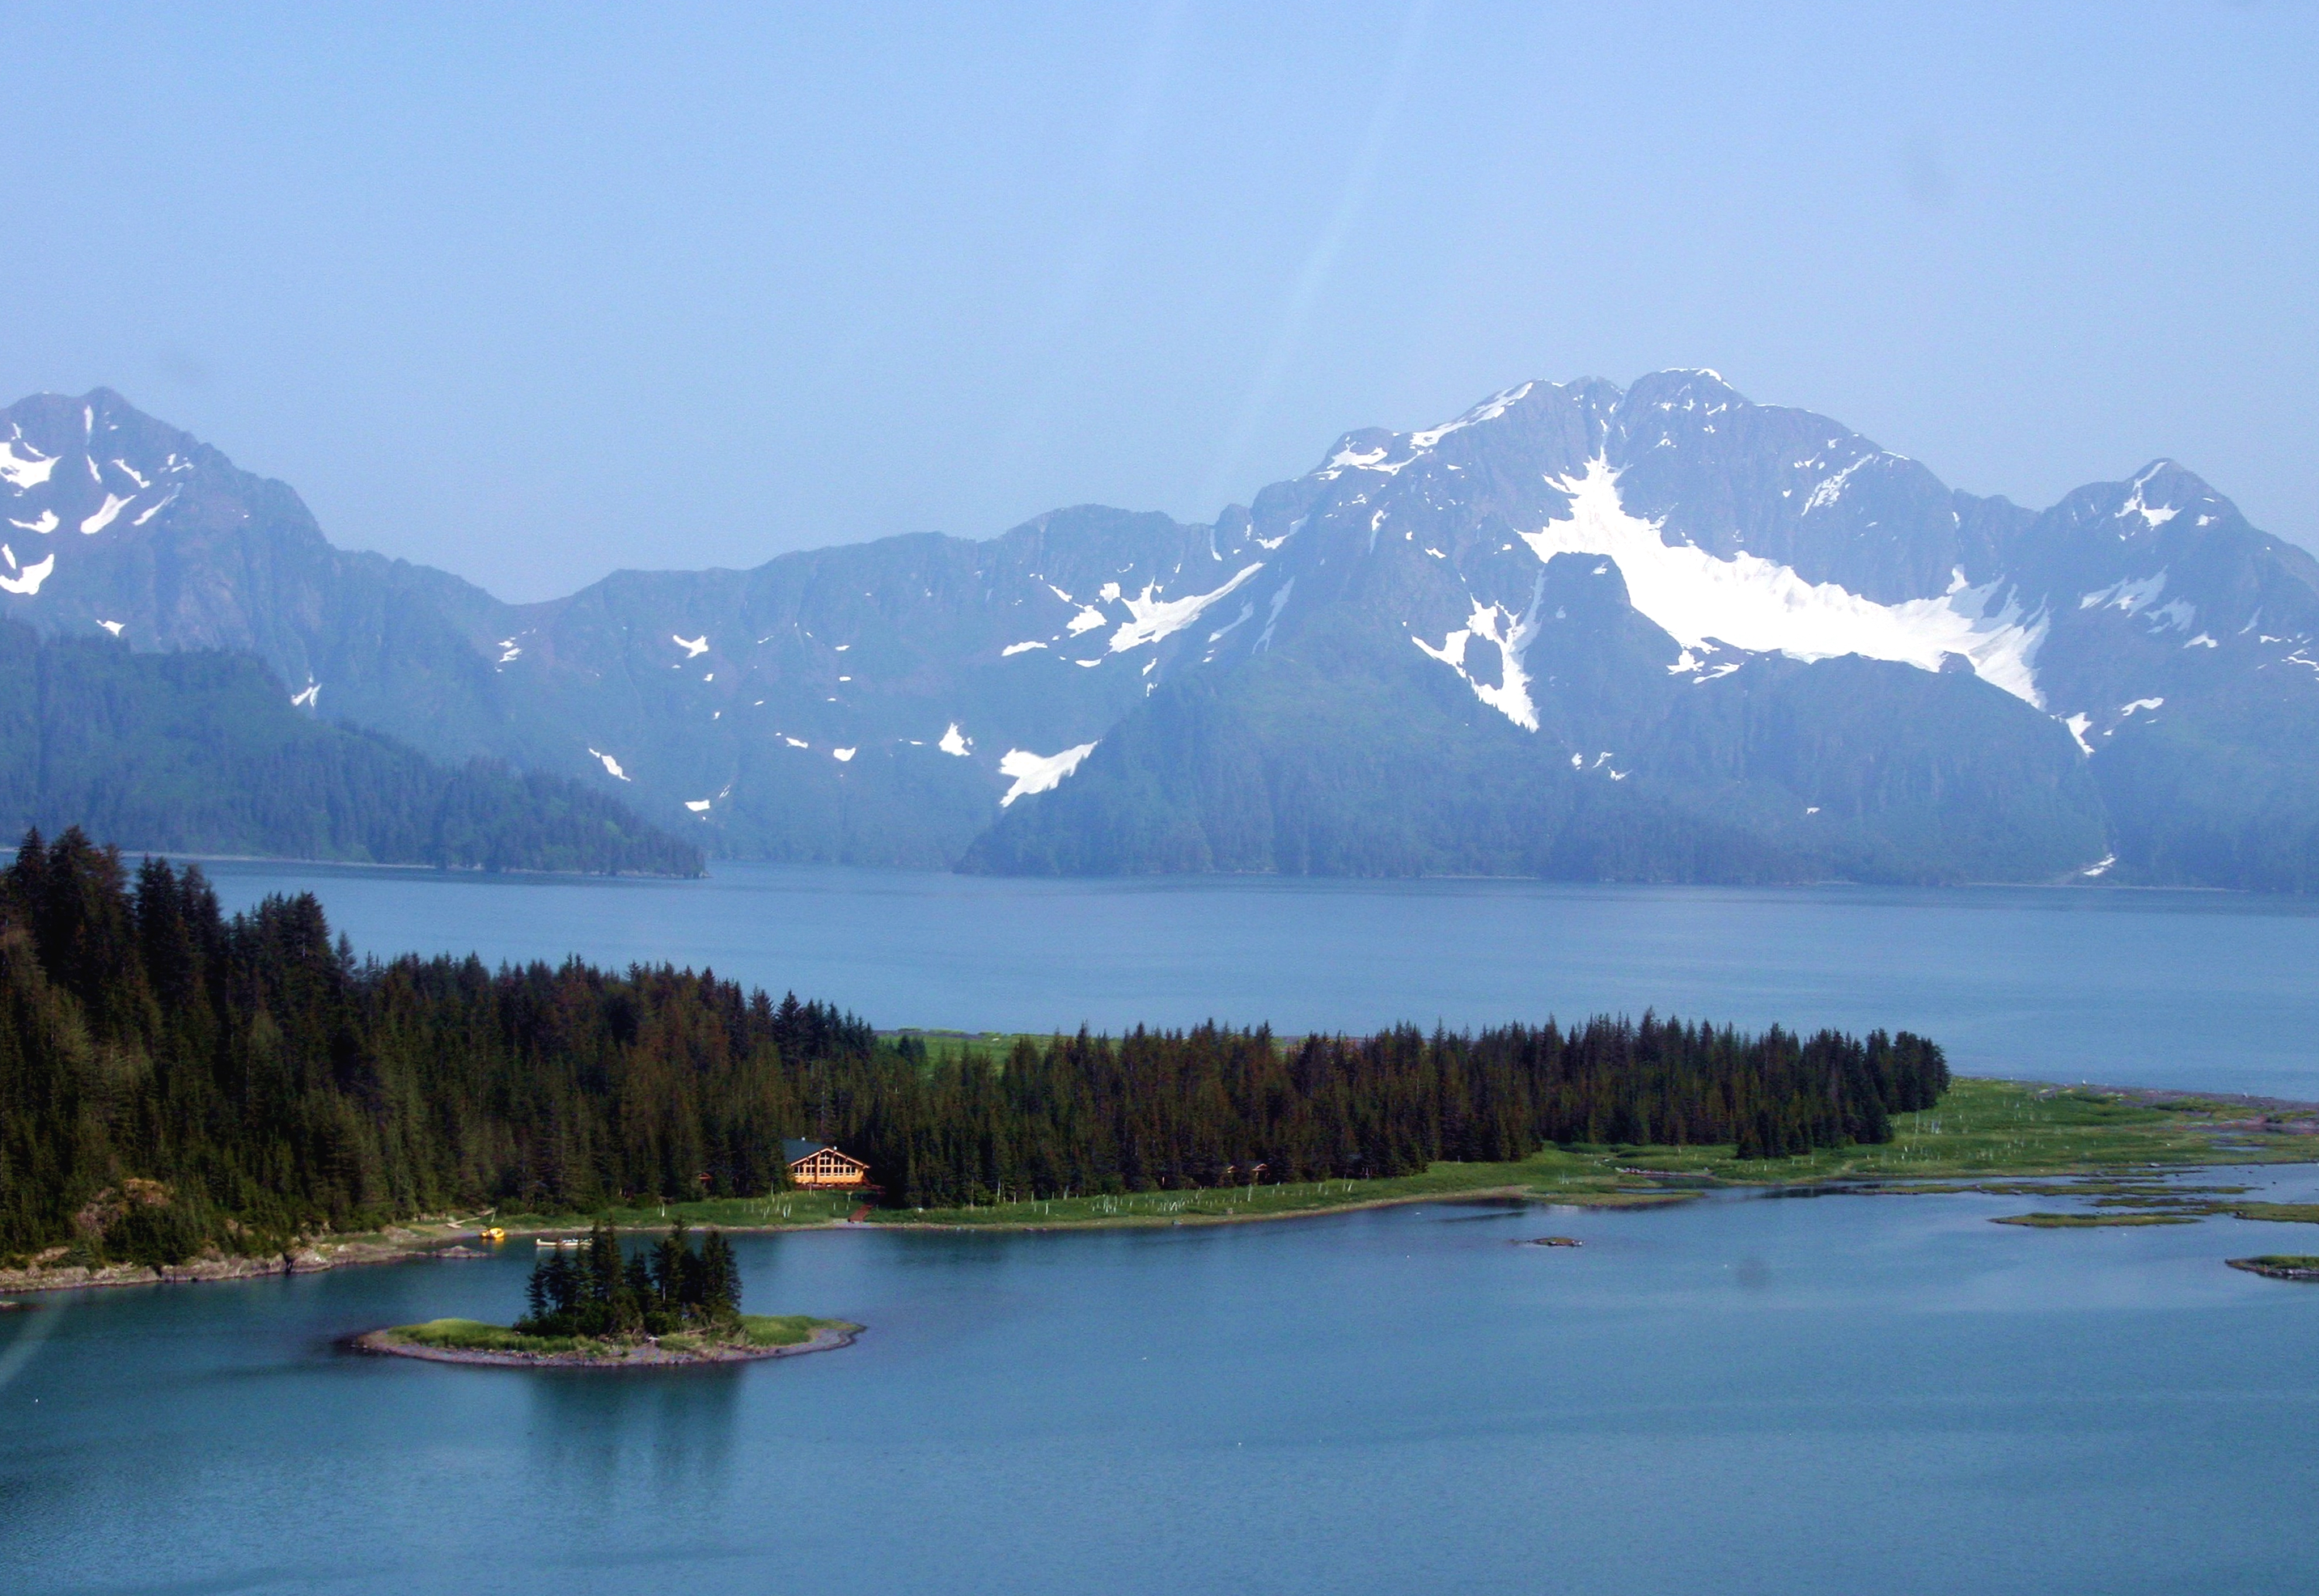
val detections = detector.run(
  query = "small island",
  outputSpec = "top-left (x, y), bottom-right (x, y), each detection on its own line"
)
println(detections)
top-left (359, 1221), bottom-right (859, 1368)
top-left (2227, 1255), bottom-right (2319, 1283)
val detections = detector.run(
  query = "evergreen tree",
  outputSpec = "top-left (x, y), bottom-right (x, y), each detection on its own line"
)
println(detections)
top-left (0, 828), bottom-right (1951, 1267)
top-left (700, 1229), bottom-right (738, 1323)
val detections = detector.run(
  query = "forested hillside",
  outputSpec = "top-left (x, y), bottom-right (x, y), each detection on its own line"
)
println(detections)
top-left (0, 623), bottom-right (701, 875)
top-left (0, 831), bottom-right (1949, 1264)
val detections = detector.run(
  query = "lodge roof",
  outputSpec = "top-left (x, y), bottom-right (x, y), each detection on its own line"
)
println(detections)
top-left (781, 1138), bottom-right (861, 1166)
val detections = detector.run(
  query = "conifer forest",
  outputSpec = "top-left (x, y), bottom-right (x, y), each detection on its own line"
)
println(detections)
top-left (0, 828), bottom-right (1949, 1264)
top-left (517, 1220), bottom-right (742, 1338)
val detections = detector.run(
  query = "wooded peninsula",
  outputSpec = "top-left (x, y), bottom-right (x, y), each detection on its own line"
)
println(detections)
top-left (0, 828), bottom-right (1963, 1272)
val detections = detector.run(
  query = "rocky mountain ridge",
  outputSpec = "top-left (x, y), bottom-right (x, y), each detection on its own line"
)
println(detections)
top-left (5, 376), bottom-right (2314, 886)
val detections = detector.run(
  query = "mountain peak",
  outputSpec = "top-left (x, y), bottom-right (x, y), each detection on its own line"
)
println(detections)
top-left (2056, 458), bottom-right (2236, 536)
top-left (1622, 367), bottom-right (1747, 411)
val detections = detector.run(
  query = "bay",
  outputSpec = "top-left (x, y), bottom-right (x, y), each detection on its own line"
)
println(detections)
top-left (4, 1174), bottom-right (2315, 1595)
top-left (189, 861), bottom-right (2319, 1098)
top-left (6, 865), bottom-right (2317, 1592)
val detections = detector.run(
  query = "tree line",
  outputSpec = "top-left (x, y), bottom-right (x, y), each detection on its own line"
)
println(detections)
top-left (0, 828), bottom-right (1947, 1264)
top-left (520, 1220), bottom-right (739, 1337)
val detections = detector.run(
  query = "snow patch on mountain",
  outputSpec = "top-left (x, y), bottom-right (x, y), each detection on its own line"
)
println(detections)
top-left (588, 748), bottom-right (630, 780)
top-left (1410, 383), bottom-right (1535, 449)
top-left (1206, 601), bottom-right (1255, 647)
top-left (2118, 466), bottom-right (2181, 529)
top-left (0, 551), bottom-right (54, 595)
top-left (1107, 563), bottom-right (1263, 653)
top-left (80, 494), bottom-right (132, 536)
top-left (1521, 458), bottom-right (2049, 706)
top-left (998, 742), bottom-right (1097, 806)
top-left (1322, 443), bottom-right (1407, 477)
top-left (1002, 641), bottom-right (1047, 656)
top-left (9, 510), bottom-right (56, 534)
top-left (1255, 579), bottom-right (1294, 652)
top-left (1801, 455), bottom-right (1874, 514)
top-left (0, 441), bottom-right (56, 490)
top-left (939, 722), bottom-right (971, 756)
top-left (2080, 574), bottom-right (2168, 615)
top-left (1412, 584), bottom-right (1545, 730)
top-left (673, 633), bottom-right (709, 658)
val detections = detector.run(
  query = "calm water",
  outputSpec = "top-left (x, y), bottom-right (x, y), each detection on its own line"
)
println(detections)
top-left (4, 1175), bottom-right (2316, 1595)
top-left (188, 861), bottom-right (2319, 1097)
top-left (8, 865), bottom-right (2316, 1593)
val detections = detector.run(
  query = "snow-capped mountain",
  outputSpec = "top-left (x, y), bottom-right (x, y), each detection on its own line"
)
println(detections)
top-left (6, 376), bottom-right (2315, 886)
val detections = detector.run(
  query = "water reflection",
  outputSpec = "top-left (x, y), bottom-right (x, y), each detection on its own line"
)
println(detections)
top-left (527, 1362), bottom-right (744, 1498)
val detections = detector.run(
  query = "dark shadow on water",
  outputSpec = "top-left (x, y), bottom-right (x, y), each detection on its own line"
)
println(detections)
top-left (526, 1361), bottom-right (744, 1496)
top-left (1434, 1201), bottom-right (1530, 1221)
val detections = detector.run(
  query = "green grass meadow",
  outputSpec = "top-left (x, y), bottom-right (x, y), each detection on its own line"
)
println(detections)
top-left (438, 1078), bottom-right (2312, 1238)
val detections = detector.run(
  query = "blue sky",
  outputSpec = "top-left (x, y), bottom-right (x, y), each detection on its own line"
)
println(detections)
top-left (3, 2), bottom-right (2313, 599)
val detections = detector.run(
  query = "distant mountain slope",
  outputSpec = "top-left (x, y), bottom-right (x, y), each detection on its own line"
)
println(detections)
top-left (0, 621), bottom-right (700, 874)
top-left (963, 555), bottom-right (2107, 883)
top-left (4, 376), bottom-right (2314, 887)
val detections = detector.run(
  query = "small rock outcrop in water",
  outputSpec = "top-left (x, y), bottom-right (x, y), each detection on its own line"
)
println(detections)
top-left (2227, 1255), bottom-right (2319, 1282)
top-left (1533, 1236), bottom-right (1584, 1247)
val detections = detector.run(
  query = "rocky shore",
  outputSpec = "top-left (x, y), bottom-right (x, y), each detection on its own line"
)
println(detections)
top-left (0, 1227), bottom-right (463, 1294)
top-left (354, 1321), bottom-right (860, 1368)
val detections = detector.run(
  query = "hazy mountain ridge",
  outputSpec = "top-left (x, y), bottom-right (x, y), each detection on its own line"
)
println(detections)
top-left (0, 621), bottom-right (702, 874)
top-left (5, 376), bottom-right (2314, 886)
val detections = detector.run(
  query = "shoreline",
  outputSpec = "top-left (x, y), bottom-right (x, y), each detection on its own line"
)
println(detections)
top-left (864, 1184), bottom-right (1708, 1234)
top-left (352, 1321), bottom-right (860, 1368)
top-left (156, 851), bottom-right (702, 882)
top-left (3, 1161), bottom-right (2306, 1297)
top-left (0, 1228), bottom-right (478, 1297)
top-left (7, 1077), bottom-right (2313, 1296)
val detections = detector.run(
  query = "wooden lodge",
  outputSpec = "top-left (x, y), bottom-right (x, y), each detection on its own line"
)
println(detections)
top-left (782, 1138), bottom-right (870, 1189)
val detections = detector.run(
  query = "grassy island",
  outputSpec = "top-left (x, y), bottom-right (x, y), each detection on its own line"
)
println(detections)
top-left (360, 1313), bottom-right (859, 1367)
top-left (358, 1221), bottom-right (860, 1369)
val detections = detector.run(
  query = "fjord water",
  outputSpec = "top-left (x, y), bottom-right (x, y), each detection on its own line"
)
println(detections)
top-left (5, 1177), bottom-right (2317, 1596)
top-left (197, 860), bottom-right (2319, 1096)
top-left (6, 865), bottom-right (2316, 1594)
